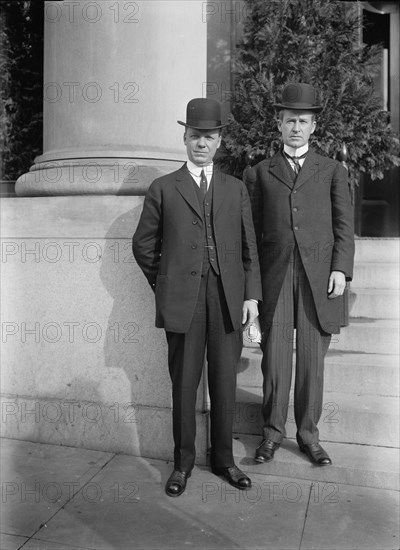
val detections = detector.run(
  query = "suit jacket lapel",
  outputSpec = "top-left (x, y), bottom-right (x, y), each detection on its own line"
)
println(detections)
top-left (175, 164), bottom-right (202, 219)
top-left (269, 153), bottom-right (294, 190)
top-left (293, 150), bottom-right (320, 191)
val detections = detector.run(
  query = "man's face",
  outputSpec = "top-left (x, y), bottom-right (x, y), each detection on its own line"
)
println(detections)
top-left (277, 110), bottom-right (316, 149)
top-left (184, 128), bottom-right (221, 166)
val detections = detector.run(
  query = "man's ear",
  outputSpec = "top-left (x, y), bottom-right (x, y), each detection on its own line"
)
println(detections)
top-left (183, 131), bottom-right (187, 144)
top-left (311, 120), bottom-right (316, 134)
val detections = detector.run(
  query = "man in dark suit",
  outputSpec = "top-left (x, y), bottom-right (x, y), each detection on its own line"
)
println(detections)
top-left (245, 83), bottom-right (355, 466)
top-left (133, 98), bottom-right (262, 497)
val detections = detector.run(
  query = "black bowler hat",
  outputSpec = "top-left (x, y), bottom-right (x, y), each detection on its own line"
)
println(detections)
top-left (273, 83), bottom-right (322, 112)
top-left (178, 98), bottom-right (227, 130)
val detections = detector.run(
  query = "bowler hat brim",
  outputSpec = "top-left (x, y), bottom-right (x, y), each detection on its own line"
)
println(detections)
top-left (273, 102), bottom-right (323, 112)
top-left (177, 120), bottom-right (227, 130)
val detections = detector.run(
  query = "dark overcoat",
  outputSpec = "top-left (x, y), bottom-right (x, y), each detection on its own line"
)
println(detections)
top-left (132, 164), bottom-right (262, 333)
top-left (245, 149), bottom-right (354, 334)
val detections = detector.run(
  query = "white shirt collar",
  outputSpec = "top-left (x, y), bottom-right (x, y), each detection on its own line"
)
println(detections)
top-left (187, 160), bottom-right (214, 179)
top-left (283, 143), bottom-right (309, 158)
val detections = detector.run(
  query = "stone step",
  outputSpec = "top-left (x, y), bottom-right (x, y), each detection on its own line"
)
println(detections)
top-left (238, 349), bottom-right (399, 397)
top-left (352, 262), bottom-right (399, 289)
top-left (233, 434), bottom-right (400, 491)
top-left (233, 387), bottom-right (399, 448)
top-left (330, 318), bottom-right (399, 354)
top-left (354, 238), bottom-right (399, 263)
top-left (349, 287), bottom-right (400, 319)
top-left (244, 319), bottom-right (399, 355)
top-left (243, 318), bottom-right (399, 355)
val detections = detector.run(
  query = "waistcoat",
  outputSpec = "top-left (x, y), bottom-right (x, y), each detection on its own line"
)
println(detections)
top-left (192, 177), bottom-right (220, 276)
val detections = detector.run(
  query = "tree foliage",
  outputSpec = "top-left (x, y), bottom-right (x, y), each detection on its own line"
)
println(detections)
top-left (0, 0), bottom-right (44, 182)
top-left (220, 0), bottom-right (400, 188)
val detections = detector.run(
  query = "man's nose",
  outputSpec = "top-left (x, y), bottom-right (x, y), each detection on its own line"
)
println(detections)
top-left (293, 121), bottom-right (301, 132)
top-left (198, 137), bottom-right (207, 147)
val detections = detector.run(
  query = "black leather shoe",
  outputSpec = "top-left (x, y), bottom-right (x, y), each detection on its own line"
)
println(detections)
top-left (299, 442), bottom-right (332, 466)
top-left (255, 439), bottom-right (280, 463)
top-left (212, 465), bottom-right (251, 490)
top-left (165, 470), bottom-right (191, 497)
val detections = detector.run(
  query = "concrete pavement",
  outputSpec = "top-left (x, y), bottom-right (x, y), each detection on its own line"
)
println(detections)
top-left (1, 438), bottom-right (399, 550)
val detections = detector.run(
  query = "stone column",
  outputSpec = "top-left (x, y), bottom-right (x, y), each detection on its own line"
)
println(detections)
top-left (16, 0), bottom-right (208, 195)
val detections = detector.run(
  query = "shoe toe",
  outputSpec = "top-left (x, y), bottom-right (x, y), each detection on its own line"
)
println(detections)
top-left (238, 476), bottom-right (251, 489)
top-left (255, 439), bottom-right (279, 463)
top-left (255, 454), bottom-right (268, 463)
top-left (213, 466), bottom-right (251, 490)
top-left (165, 470), bottom-right (190, 497)
top-left (166, 482), bottom-right (180, 495)
top-left (300, 443), bottom-right (332, 466)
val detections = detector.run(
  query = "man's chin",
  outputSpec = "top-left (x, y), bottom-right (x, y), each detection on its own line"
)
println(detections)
top-left (193, 156), bottom-right (209, 165)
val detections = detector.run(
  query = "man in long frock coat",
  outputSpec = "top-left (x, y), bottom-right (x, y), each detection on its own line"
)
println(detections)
top-left (133, 98), bottom-right (262, 496)
top-left (245, 83), bottom-right (354, 466)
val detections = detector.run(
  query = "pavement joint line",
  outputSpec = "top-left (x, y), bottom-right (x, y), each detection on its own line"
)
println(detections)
top-left (298, 482), bottom-right (313, 550)
top-left (18, 533), bottom-right (95, 550)
top-left (15, 451), bottom-right (118, 549)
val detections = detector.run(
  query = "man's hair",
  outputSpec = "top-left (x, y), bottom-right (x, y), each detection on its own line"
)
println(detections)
top-left (277, 110), bottom-right (316, 122)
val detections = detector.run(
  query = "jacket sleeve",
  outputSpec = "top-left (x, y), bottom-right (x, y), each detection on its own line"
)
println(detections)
top-left (243, 164), bottom-right (263, 252)
top-left (132, 180), bottom-right (163, 288)
top-left (240, 180), bottom-right (262, 302)
top-left (330, 163), bottom-right (355, 280)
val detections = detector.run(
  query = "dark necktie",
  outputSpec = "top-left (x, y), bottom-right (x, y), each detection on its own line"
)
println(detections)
top-left (284, 151), bottom-right (308, 175)
top-left (200, 169), bottom-right (207, 195)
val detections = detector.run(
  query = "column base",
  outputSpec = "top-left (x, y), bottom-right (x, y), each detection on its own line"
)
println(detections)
top-left (15, 157), bottom-right (184, 196)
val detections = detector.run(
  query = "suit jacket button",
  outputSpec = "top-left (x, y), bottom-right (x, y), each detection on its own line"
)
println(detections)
top-left (192, 220), bottom-right (198, 225)
top-left (191, 244), bottom-right (197, 249)
top-left (191, 271), bottom-right (197, 276)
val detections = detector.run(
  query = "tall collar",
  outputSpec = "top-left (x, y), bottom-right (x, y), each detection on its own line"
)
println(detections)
top-left (186, 160), bottom-right (214, 178)
top-left (283, 143), bottom-right (309, 158)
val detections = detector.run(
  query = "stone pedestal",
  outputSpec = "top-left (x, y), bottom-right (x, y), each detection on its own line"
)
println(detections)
top-left (1, 197), bottom-right (208, 462)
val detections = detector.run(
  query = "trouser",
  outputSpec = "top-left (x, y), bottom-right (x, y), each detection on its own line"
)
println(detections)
top-left (166, 268), bottom-right (242, 472)
top-left (261, 249), bottom-right (331, 445)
